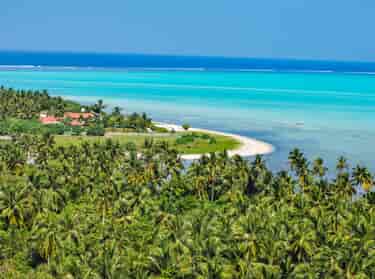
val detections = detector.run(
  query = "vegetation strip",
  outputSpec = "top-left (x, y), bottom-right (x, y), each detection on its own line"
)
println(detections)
top-left (0, 86), bottom-right (241, 156)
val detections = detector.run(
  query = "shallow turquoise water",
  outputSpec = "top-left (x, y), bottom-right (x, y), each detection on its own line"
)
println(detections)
top-left (0, 69), bottom-right (374, 171)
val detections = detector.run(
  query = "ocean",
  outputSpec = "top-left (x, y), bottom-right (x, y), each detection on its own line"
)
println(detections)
top-left (1, 51), bottom-right (375, 171)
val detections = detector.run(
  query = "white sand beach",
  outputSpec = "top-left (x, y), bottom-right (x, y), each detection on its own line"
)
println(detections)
top-left (155, 122), bottom-right (274, 160)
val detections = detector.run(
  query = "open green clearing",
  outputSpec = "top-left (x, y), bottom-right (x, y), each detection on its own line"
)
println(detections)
top-left (54, 131), bottom-right (241, 154)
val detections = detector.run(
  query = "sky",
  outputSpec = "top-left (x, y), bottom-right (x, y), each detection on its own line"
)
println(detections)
top-left (1, 0), bottom-right (375, 61)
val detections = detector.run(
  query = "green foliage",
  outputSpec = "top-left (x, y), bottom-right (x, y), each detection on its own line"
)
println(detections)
top-left (43, 124), bottom-right (66, 135)
top-left (0, 86), bottom-right (155, 137)
top-left (63, 100), bottom-right (82, 113)
top-left (182, 123), bottom-right (191, 131)
top-left (208, 137), bottom-right (217, 144)
top-left (70, 126), bottom-right (83, 136)
top-left (175, 134), bottom-right (195, 145)
top-left (104, 110), bottom-right (153, 132)
top-left (175, 132), bottom-right (218, 146)
top-left (0, 118), bottom-right (67, 135)
top-left (0, 86), bottom-right (81, 120)
top-left (150, 125), bottom-right (169, 133)
top-left (86, 124), bottom-right (105, 136)
top-left (0, 135), bottom-right (374, 277)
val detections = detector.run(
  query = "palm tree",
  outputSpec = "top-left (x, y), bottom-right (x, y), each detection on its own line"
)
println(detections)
top-left (93, 99), bottom-right (106, 114)
top-left (97, 240), bottom-right (124, 279)
top-left (336, 156), bottom-right (348, 174)
top-left (0, 183), bottom-right (31, 228)
top-left (32, 212), bottom-right (64, 265)
top-left (352, 165), bottom-right (373, 192)
top-left (112, 106), bottom-right (122, 116)
top-left (312, 157), bottom-right (327, 179)
top-left (288, 148), bottom-right (303, 173)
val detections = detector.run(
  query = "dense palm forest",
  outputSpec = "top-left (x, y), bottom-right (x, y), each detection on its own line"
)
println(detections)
top-left (0, 133), bottom-right (374, 278)
top-left (0, 86), bottom-right (81, 120)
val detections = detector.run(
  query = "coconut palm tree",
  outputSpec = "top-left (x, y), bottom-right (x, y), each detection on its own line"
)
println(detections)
top-left (32, 212), bottom-right (64, 265)
top-left (288, 148), bottom-right (303, 173)
top-left (352, 165), bottom-right (373, 192)
top-left (336, 156), bottom-right (349, 174)
top-left (0, 183), bottom-right (31, 228)
top-left (92, 99), bottom-right (106, 114)
top-left (312, 157), bottom-right (327, 179)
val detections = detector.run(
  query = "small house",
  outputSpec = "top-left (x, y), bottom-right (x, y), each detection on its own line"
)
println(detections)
top-left (39, 116), bottom-right (61, 125)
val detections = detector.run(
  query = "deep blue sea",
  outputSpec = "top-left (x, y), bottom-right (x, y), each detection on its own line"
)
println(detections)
top-left (1, 51), bottom-right (375, 172)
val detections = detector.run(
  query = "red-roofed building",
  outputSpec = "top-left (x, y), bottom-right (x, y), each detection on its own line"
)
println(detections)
top-left (39, 116), bottom-right (61, 125)
top-left (39, 112), bottom-right (94, 126)
top-left (64, 112), bottom-right (94, 120)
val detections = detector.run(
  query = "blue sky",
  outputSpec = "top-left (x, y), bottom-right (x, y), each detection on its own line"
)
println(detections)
top-left (1, 0), bottom-right (374, 61)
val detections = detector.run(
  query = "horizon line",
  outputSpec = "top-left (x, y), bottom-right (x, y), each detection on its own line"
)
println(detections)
top-left (1, 49), bottom-right (375, 64)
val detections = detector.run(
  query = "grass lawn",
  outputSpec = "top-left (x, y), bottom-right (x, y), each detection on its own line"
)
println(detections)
top-left (54, 132), bottom-right (241, 154)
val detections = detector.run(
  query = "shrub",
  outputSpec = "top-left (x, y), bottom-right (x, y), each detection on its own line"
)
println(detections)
top-left (44, 124), bottom-right (65, 135)
top-left (200, 134), bottom-right (210, 139)
top-left (182, 123), bottom-right (191, 131)
top-left (151, 126), bottom-right (169, 133)
top-left (0, 121), bottom-right (8, 135)
top-left (125, 142), bottom-right (137, 151)
top-left (87, 125), bottom-right (105, 136)
top-left (0, 118), bottom-right (45, 135)
top-left (71, 126), bottom-right (83, 136)
top-left (176, 134), bottom-right (195, 145)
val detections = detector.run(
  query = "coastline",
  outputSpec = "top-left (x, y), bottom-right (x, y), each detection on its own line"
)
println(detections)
top-left (155, 122), bottom-right (274, 160)
top-left (0, 122), bottom-right (274, 160)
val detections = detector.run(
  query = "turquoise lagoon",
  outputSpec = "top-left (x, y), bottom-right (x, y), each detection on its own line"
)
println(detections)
top-left (0, 69), bottom-right (374, 171)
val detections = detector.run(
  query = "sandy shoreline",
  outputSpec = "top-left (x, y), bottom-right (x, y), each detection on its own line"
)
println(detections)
top-left (155, 122), bottom-right (274, 160)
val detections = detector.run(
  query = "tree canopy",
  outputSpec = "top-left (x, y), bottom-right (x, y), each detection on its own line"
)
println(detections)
top-left (0, 135), bottom-right (374, 278)
top-left (0, 86), bottom-right (82, 120)
top-left (0, 86), bottom-right (155, 136)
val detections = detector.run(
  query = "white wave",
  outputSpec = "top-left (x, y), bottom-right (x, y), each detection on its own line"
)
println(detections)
top-left (0, 65), bottom-right (36, 68)
top-left (59, 81), bottom-right (375, 98)
top-left (10, 77), bottom-right (375, 98)
top-left (289, 70), bottom-right (335, 73)
top-left (129, 67), bottom-right (206, 71)
top-left (238, 69), bottom-right (275, 72)
top-left (2, 64), bottom-right (375, 76)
